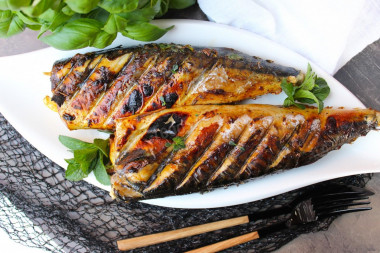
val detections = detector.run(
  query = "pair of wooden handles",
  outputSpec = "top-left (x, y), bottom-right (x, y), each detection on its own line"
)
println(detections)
top-left (117, 215), bottom-right (259, 252)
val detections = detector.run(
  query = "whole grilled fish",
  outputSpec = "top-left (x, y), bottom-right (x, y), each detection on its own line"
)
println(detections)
top-left (48, 43), bottom-right (303, 130)
top-left (109, 104), bottom-right (380, 201)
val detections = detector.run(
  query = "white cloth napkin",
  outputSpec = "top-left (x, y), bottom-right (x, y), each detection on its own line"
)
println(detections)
top-left (198, 0), bottom-right (380, 74)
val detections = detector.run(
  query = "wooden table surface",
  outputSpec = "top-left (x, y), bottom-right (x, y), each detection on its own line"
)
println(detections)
top-left (0, 4), bottom-right (379, 252)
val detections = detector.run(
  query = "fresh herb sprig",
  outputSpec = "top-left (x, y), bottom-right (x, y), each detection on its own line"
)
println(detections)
top-left (281, 63), bottom-right (330, 113)
top-left (59, 135), bottom-right (111, 185)
top-left (159, 95), bottom-right (166, 106)
top-left (0, 0), bottom-right (196, 50)
top-left (165, 136), bottom-right (185, 151)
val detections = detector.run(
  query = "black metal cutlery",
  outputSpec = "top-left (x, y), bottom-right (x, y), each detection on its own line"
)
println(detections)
top-left (117, 183), bottom-right (374, 252)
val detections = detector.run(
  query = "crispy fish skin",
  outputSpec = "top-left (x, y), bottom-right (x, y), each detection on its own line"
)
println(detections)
top-left (109, 104), bottom-right (380, 201)
top-left (49, 43), bottom-right (303, 130)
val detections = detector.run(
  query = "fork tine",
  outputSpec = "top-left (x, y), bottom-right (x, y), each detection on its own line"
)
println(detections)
top-left (316, 200), bottom-right (371, 212)
top-left (312, 184), bottom-right (374, 198)
top-left (311, 185), bottom-right (373, 220)
top-left (318, 206), bottom-right (372, 217)
top-left (291, 185), bottom-right (370, 207)
top-left (313, 190), bottom-right (373, 200)
top-left (314, 195), bottom-right (369, 206)
top-left (316, 191), bottom-right (373, 199)
top-left (344, 185), bottom-right (375, 196)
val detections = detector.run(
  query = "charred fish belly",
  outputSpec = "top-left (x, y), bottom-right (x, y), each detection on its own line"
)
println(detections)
top-left (109, 104), bottom-right (380, 201)
top-left (48, 43), bottom-right (303, 130)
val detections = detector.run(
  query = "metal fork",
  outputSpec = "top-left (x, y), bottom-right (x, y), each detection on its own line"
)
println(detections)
top-left (186, 184), bottom-right (374, 253)
top-left (117, 184), bottom-right (373, 251)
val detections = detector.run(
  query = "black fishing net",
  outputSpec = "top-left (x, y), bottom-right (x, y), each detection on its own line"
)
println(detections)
top-left (0, 112), bottom-right (372, 253)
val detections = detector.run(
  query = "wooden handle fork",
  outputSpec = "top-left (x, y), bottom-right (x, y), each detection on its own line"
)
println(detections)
top-left (185, 231), bottom-right (260, 253)
top-left (117, 216), bottom-right (249, 251)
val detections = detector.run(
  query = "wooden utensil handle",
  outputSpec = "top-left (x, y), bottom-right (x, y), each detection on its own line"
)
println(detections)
top-left (185, 230), bottom-right (260, 253)
top-left (117, 216), bottom-right (249, 251)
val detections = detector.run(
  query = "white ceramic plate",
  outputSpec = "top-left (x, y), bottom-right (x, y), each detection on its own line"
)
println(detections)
top-left (0, 20), bottom-right (379, 209)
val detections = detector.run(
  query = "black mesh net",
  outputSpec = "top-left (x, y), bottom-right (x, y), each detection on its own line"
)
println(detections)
top-left (0, 113), bottom-right (372, 252)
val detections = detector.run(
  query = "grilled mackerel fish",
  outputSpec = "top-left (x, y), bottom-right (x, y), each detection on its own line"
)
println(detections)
top-left (48, 43), bottom-right (303, 130)
top-left (109, 104), bottom-right (380, 201)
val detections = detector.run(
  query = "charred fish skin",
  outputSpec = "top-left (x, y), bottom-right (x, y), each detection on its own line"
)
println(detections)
top-left (109, 104), bottom-right (380, 201)
top-left (49, 43), bottom-right (304, 130)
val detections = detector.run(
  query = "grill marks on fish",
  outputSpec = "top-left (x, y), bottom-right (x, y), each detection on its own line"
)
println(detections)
top-left (134, 48), bottom-right (192, 113)
top-left (151, 49), bottom-right (219, 108)
top-left (50, 43), bottom-right (303, 130)
top-left (143, 119), bottom-right (221, 197)
top-left (178, 53), bottom-right (288, 106)
top-left (51, 53), bottom-right (102, 107)
top-left (176, 115), bottom-right (251, 192)
top-left (66, 51), bottom-right (133, 128)
top-left (207, 116), bottom-right (273, 187)
top-left (110, 104), bottom-right (380, 201)
top-left (85, 52), bottom-right (136, 127)
top-left (50, 57), bottom-right (71, 91)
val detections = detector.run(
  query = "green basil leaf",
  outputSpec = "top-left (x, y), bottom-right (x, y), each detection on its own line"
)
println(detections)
top-left (59, 135), bottom-right (95, 150)
top-left (38, 23), bottom-right (49, 36)
top-left (280, 79), bottom-right (295, 98)
top-left (73, 148), bottom-right (98, 174)
top-left (93, 138), bottom-right (109, 157)
top-left (38, 8), bottom-right (57, 21)
top-left (317, 99), bottom-right (324, 113)
top-left (38, 3), bottom-right (73, 28)
top-left (48, 0), bottom-right (61, 10)
top-left (294, 89), bottom-right (320, 109)
top-left (296, 97), bottom-right (315, 104)
top-left (169, 0), bottom-right (196, 9)
top-left (118, 7), bottom-right (156, 22)
top-left (38, 10), bottom-right (71, 38)
top-left (0, 9), bottom-right (11, 21)
top-left (122, 21), bottom-right (173, 41)
top-left (283, 97), bottom-right (295, 107)
top-left (313, 77), bottom-right (330, 101)
top-left (282, 63), bottom-right (330, 112)
top-left (7, 0), bottom-right (31, 10)
top-left (315, 76), bottom-right (328, 87)
top-left (60, 136), bottom-right (112, 185)
top-left (301, 76), bottom-right (315, 90)
top-left (300, 63), bottom-right (316, 90)
top-left (0, 12), bottom-right (25, 37)
top-left (21, 0), bottom-right (57, 17)
top-left (73, 148), bottom-right (98, 163)
top-left (41, 18), bottom-right (102, 49)
top-left (137, 0), bottom-right (150, 8)
top-left (294, 103), bottom-right (306, 109)
top-left (294, 89), bottom-right (318, 102)
top-left (92, 30), bottom-right (116, 48)
top-left (151, 0), bottom-right (170, 17)
top-left (0, 1), bottom-right (10, 10)
top-left (98, 0), bottom-right (139, 14)
top-left (103, 13), bottom-right (128, 34)
top-left (97, 129), bottom-right (114, 134)
top-left (16, 11), bottom-right (39, 25)
top-left (61, 4), bottom-right (75, 16)
top-left (65, 158), bottom-right (87, 181)
top-left (26, 23), bottom-right (41, 30)
top-left (93, 155), bottom-right (111, 185)
top-left (64, 0), bottom-right (99, 14)
top-left (84, 7), bottom-right (109, 24)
